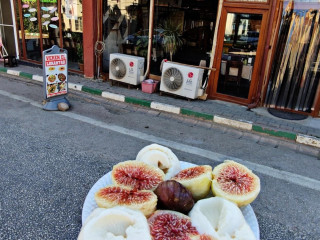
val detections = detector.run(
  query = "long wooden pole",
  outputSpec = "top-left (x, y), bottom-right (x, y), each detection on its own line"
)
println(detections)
top-left (166, 60), bottom-right (216, 71)
top-left (266, 2), bottom-right (294, 107)
top-left (287, 10), bottom-right (314, 109)
top-left (296, 10), bottom-right (319, 110)
top-left (278, 14), bottom-right (299, 108)
top-left (269, 10), bottom-right (295, 107)
top-left (303, 48), bottom-right (320, 112)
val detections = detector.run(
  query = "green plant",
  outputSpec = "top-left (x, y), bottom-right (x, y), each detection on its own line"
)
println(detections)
top-left (76, 44), bottom-right (83, 63)
top-left (135, 37), bottom-right (148, 57)
top-left (161, 21), bottom-right (183, 61)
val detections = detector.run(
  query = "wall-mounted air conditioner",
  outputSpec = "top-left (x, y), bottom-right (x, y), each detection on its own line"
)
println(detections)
top-left (109, 53), bottom-right (144, 85)
top-left (160, 62), bottom-right (204, 99)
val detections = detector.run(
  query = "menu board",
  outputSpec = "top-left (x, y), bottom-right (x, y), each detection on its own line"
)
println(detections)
top-left (44, 53), bottom-right (68, 98)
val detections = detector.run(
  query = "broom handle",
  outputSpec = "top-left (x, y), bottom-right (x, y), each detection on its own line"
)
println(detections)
top-left (166, 60), bottom-right (216, 71)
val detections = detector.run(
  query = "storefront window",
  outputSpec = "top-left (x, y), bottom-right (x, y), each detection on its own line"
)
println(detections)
top-left (102, 0), bottom-right (149, 72)
top-left (217, 13), bottom-right (262, 99)
top-left (21, 0), bottom-right (41, 61)
top-left (15, 0), bottom-right (83, 71)
top-left (40, 0), bottom-right (60, 50)
top-left (151, 0), bottom-right (217, 76)
top-left (102, 0), bottom-right (217, 77)
top-left (266, 0), bottom-right (320, 112)
top-left (61, 0), bottom-right (83, 71)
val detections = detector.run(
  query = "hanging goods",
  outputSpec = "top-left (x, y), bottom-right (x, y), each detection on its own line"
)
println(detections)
top-left (95, 41), bottom-right (105, 79)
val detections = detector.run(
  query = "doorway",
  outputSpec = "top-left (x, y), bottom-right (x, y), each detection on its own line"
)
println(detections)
top-left (209, 6), bottom-right (269, 105)
top-left (15, 0), bottom-right (83, 72)
top-left (0, 1), bottom-right (18, 58)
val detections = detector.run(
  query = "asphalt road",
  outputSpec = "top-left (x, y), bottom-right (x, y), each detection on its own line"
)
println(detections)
top-left (0, 75), bottom-right (319, 240)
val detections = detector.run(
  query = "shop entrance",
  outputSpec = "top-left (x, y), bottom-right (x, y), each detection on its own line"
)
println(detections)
top-left (208, 5), bottom-right (269, 105)
top-left (15, 0), bottom-right (83, 72)
top-left (0, 1), bottom-right (18, 59)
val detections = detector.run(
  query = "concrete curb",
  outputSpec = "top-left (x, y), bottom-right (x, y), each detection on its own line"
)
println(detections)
top-left (2, 67), bottom-right (319, 149)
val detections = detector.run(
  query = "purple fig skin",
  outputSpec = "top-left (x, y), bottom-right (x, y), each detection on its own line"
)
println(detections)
top-left (154, 180), bottom-right (194, 214)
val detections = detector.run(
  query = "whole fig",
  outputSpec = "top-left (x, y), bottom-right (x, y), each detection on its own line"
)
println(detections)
top-left (154, 180), bottom-right (194, 214)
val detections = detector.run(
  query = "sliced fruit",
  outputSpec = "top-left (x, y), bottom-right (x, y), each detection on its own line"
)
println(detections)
top-left (112, 160), bottom-right (165, 190)
top-left (148, 210), bottom-right (200, 240)
top-left (136, 143), bottom-right (181, 180)
top-left (211, 160), bottom-right (260, 207)
top-left (172, 165), bottom-right (213, 200)
top-left (95, 185), bottom-right (157, 217)
top-left (189, 197), bottom-right (256, 240)
top-left (78, 206), bottom-right (151, 240)
top-left (154, 180), bottom-right (194, 214)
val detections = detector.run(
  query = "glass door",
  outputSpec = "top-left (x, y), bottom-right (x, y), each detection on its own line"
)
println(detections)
top-left (20, 0), bottom-right (42, 61)
top-left (0, 0), bottom-right (18, 58)
top-left (211, 7), bottom-right (269, 104)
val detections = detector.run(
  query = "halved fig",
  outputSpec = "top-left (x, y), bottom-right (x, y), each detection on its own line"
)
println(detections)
top-left (148, 210), bottom-right (201, 240)
top-left (112, 160), bottom-right (165, 190)
top-left (95, 185), bottom-right (157, 217)
top-left (189, 197), bottom-right (256, 240)
top-left (136, 144), bottom-right (181, 180)
top-left (172, 165), bottom-right (213, 200)
top-left (154, 180), bottom-right (194, 214)
top-left (211, 160), bottom-right (260, 207)
top-left (78, 207), bottom-right (151, 240)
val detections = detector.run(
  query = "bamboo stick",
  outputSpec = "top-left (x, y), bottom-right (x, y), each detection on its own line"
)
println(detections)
top-left (287, 10), bottom-right (314, 109)
top-left (266, 3), bottom-right (294, 107)
top-left (279, 14), bottom-right (300, 108)
top-left (261, 0), bottom-right (283, 105)
top-left (296, 10), bottom-right (319, 110)
top-left (165, 60), bottom-right (216, 71)
top-left (303, 48), bottom-right (320, 111)
top-left (269, 11), bottom-right (296, 108)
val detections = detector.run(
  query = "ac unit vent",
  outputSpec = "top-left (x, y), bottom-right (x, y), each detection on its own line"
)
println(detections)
top-left (163, 67), bottom-right (183, 91)
top-left (110, 58), bottom-right (126, 79)
top-left (160, 62), bottom-right (204, 99)
top-left (109, 53), bottom-right (145, 85)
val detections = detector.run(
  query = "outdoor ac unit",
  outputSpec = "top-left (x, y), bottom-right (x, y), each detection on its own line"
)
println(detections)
top-left (160, 62), bottom-right (204, 99)
top-left (109, 53), bottom-right (145, 85)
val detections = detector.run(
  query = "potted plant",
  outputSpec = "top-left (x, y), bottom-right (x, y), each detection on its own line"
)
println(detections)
top-left (76, 44), bottom-right (84, 71)
top-left (161, 21), bottom-right (183, 61)
top-left (135, 36), bottom-right (149, 57)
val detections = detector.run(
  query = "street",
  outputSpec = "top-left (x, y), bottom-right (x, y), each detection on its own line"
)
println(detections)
top-left (0, 75), bottom-right (319, 240)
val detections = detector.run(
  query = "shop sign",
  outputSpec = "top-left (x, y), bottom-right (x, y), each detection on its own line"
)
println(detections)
top-left (43, 46), bottom-right (68, 99)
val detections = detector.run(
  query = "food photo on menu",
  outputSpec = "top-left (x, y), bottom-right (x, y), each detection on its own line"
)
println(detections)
top-left (47, 83), bottom-right (57, 95)
top-left (78, 143), bottom-right (261, 240)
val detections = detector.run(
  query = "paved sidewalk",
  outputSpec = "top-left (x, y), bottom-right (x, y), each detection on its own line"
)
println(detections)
top-left (1, 63), bottom-right (319, 149)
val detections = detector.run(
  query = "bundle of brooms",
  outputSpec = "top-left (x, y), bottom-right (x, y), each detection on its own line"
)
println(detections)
top-left (267, 1), bottom-right (320, 113)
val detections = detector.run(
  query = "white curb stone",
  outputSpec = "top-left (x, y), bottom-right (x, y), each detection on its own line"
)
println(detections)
top-left (101, 91), bottom-right (125, 102)
top-left (7, 70), bottom-right (20, 76)
top-left (32, 75), bottom-right (43, 82)
top-left (214, 115), bottom-right (253, 131)
top-left (296, 134), bottom-right (320, 148)
top-left (150, 102), bottom-right (180, 114)
top-left (69, 83), bottom-right (83, 91)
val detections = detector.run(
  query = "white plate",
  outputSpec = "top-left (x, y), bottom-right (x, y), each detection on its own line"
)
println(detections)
top-left (82, 161), bottom-right (260, 239)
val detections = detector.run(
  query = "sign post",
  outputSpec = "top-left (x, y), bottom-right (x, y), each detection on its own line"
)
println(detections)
top-left (42, 45), bottom-right (70, 110)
